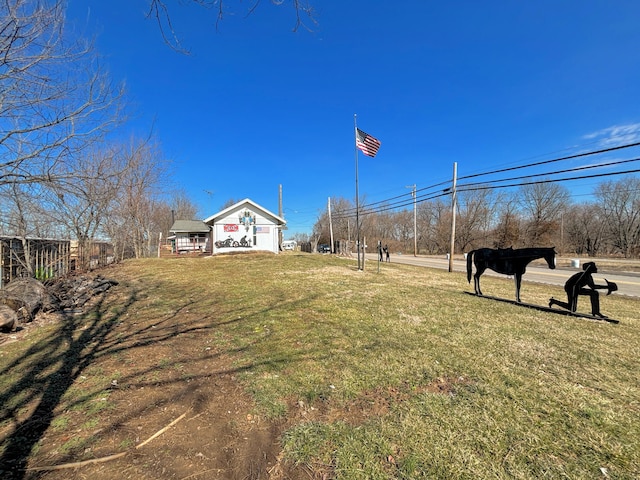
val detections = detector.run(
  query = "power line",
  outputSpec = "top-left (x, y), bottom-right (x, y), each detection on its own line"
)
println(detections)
top-left (458, 168), bottom-right (640, 193)
top-left (457, 141), bottom-right (640, 182)
top-left (458, 156), bottom-right (640, 190)
top-left (332, 168), bottom-right (640, 220)
top-left (335, 141), bottom-right (640, 219)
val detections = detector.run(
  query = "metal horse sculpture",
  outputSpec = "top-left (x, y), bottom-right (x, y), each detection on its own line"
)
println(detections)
top-left (466, 247), bottom-right (556, 303)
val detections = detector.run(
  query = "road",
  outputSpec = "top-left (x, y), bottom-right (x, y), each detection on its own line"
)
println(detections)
top-left (364, 254), bottom-right (640, 298)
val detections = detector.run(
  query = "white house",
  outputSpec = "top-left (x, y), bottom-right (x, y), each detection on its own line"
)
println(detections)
top-left (204, 198), bottom-right (286, 255)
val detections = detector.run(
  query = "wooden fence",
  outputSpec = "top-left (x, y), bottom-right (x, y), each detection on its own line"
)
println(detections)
top-left (0, 237), bottom-right (114, 288)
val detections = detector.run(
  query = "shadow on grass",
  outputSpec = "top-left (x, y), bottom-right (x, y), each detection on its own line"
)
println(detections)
top-left (0, 289), bottom-right (141, 478)
top-left (0, 281), bottom-right (321, 479)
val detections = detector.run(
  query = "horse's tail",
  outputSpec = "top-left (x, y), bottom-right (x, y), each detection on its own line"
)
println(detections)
top-left (466, 250), bottom-right (475, 283)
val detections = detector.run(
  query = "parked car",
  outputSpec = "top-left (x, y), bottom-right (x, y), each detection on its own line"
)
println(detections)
top-left (317, 244), bottom-right (331, 253)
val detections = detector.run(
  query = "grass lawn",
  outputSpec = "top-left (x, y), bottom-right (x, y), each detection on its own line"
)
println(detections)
top-left (0, 252), bottom-right (638, 479)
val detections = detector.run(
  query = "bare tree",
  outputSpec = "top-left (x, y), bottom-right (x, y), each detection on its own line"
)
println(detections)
top-left (414, 200), bottom-right (441, 254)
top-left (518, 182), bottom-right (570, 246)
top-left (292, 232), bottom-right (309, 243)
top-left (392, 209), bottom-right (414, 252)
top-left (1, 145), bottom-right (126, 272)
top-left (595, 176), bottom-right (640, 257)
top-left (564, 203), bottom-right (605, 257)
top-left (314, 197), bottom-right (364, 250)
top-left (427, 199), bottom-right (451, 255)
top-left (0, 183), bottom-right (44, 275)
top-left (311, 211), bottom-right (330, 247)
top-left (149, 191), bottom-right (200, 255)
top-left (148, 0), bottom-right (316, 52)
top-left (0, 0), bottom-right (123, 188)
top-left (366, 208), bottom-right (395, 244)
top-left (455, 188), bottom-right (500, 252)
top-left (104, 139), bottom-right (169, 260)
top-left (327, 197), bottom-right (355, 242)
top-left (220, 198), bottom-right (239, 210)
top-left (25, 145), bottom-right (126, 269)
top-left (0, 0), bottom-right (123, 275)
top-left (152, 191), bottom-right (199, 234)
top-left (492, 193), bottom-right (521, 248)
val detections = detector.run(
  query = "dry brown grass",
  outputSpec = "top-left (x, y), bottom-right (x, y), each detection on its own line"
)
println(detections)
top-left (1, 253), bottom-right (638, 479)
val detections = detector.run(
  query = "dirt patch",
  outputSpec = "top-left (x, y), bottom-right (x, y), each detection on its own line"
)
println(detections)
top-left (0, 285), bottom-right (312, 480)
top-left (29, 373), bottom-right (288, 480)
top-left (287, 377), bottom-right (473, 427)
top-left (2, 351), bottom-right (298, 480)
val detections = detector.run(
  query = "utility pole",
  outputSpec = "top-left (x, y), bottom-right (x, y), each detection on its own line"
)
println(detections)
top-left (328, 197), bottom-right (334, 253)
top-left (448, 162), bottom-right (457, 273)
top-left (406, 184), bottom-right (417, 256)
top-left (278, 184), bottom-right (284, 248)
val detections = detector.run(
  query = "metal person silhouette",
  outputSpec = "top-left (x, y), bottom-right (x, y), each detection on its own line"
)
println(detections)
top-left (548, 262), bottom-right (617, 318)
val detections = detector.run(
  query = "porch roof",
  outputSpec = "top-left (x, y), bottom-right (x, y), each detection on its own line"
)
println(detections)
top-left (169, 220), bottom-right (211, 233)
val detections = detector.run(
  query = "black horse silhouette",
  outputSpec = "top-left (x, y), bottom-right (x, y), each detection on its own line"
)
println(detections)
top-left (467, 247), bottom-right (556, 302)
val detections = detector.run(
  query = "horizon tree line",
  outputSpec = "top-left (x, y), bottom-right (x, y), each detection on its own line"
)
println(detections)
top-left (310, 176), bottom-right (640, 258)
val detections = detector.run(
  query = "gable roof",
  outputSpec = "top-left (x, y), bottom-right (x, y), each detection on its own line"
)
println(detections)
top-left (169, 220), bottom-right (211, 233)
top-left (204, 198), bottom-right (286, 226)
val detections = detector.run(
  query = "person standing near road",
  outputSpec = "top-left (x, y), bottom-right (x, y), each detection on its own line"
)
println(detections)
top-left (384, 245), bottom-right (390, 262)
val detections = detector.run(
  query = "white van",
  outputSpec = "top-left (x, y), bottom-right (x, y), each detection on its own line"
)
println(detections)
top-left (282, 240), bottom-right (297, 251)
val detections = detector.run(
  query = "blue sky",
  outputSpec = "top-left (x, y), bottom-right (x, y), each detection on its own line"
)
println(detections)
top-left (65, 1), bottom-right (640, 236)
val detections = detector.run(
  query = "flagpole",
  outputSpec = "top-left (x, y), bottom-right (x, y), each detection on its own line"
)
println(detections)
top-left (354, 114), bottom-right (362, 270)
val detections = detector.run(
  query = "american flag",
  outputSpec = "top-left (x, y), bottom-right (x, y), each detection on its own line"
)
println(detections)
top-left (356, 128), bottom-right (381, 157)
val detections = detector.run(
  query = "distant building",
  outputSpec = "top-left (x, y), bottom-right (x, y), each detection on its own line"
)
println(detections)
top-left (204, 198), bottom-right (286, 255)
top-left (168, 220), bottom-right (211, 254)
top-left (169, 199), bottom-right (286, 256)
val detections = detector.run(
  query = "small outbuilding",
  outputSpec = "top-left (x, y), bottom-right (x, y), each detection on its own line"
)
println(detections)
top-left (168, 220), bottom-right (212, 254)
top-left (204, 198), bottom-right (286, 255)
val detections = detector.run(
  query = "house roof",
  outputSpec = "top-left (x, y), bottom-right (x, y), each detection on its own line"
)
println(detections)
top-left (169, 220), bottom-right (211, 233)
top-left (203, 198), bottom-right (286, 226)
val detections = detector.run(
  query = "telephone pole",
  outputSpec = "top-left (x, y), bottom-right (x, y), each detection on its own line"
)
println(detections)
top-left (328, 197), bottom-right (334, 254)
top-left (406, 184), bottom-right (417, 256)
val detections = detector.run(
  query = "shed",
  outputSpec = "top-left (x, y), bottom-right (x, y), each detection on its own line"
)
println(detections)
top-left (168, 220), bottom-right (211, 254)
top-left (204, 199), bottom-right (286, 254)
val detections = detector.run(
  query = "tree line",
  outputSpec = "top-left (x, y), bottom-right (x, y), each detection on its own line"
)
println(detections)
top-left (310, 176), bottom-right (640, 258)
top-left (0, 0), bottom-right (200, 273)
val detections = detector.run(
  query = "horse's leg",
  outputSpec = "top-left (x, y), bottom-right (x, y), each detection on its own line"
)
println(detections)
top-left (474, 267), bottom-right (485, 296)
top-left (514, 273), bottom-right (522, 303)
